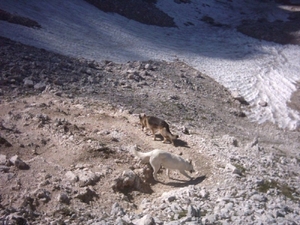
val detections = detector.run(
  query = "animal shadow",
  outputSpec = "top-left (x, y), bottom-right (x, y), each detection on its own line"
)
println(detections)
top-left (173, 138), bottom-right (189, 148)
top-left (151, 134), bottom-right (189, 148)
top-left (164, 175), bottom-right (206, 187)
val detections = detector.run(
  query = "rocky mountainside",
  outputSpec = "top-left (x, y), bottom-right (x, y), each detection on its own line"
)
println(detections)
top-left (1, 0), bottom-right (300, 224)
top-left (0, 35), bottom-right (300, 225)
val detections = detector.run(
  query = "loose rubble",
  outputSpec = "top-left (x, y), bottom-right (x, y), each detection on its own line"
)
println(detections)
top-left (0, 36), bottom-right (299, 224)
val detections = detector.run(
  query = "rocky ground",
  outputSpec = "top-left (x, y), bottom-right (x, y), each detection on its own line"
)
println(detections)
top-left (0, 35), bottom-right (299, 225)
top-left (1, 0), bottom-right (300, 224)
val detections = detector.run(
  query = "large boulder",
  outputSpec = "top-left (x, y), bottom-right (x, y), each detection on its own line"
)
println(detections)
top-left (111, 169), bottom-right (152, 194)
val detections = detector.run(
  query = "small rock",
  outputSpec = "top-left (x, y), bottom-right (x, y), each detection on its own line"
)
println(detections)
top-left (77, 170), bottom-right (101, 187)
top-left (202, 214), bottom-right (217, 224)
top-left (111, 202), bottom-right (125, 217)
top-left (222, 135), bottom-right (238, 147)
top-left (4, 213), bottom-right (28, 225)
top-left (251, 194), bottom-right (268, 202)
top-left (65, 171), bottom-right (78, 182)
top-left (231, 91), bottom-right (248, 105)
top-left (0, 154), bottom-right (7, 165)
top-left (275, 210), bottom-right (285, 218)
top-left (259, 101), bottom-right (268, 107)
top-left (225, 163), bottom-right (242, 176)
top-left (75, 187), bottom-right (98, 203)
top-left (187, 205), bottom-right (200, 218)
top-left (0, 165), bottom-right (10, 172)
top-left (112, 170), bottom-right (137, 190)
top-left (121, 170), bottom-right (136, 187)
top-left (9, 155), bottom-right (29, 170)
top-left (23, 78), bottom-right (34, 87)
top-left (134, 214), bottom-right (155, 225)
top-left (168, 196), bottom-right (176, 202)
top-left (112, 169), bottom-right (152, 194)
top-left (115, 217), bottom-right (130, 225)
top-left (182, 126), bottom-right (190, 135)
top-left (34, 189), bottom-right (51, 202)
top-left (57, 192), bottom-right (70, 205)
top-left (139, 198), bottom-right (151, 210)
top-left (199, 188), bottom-right (209, 198)
top-left (34, 81), bottom-right (47, 91)
top-left (0, 136), bottom-right (12, 147)
top-left (249, 137), bottom-right (259, 148)
top-left (144, 64), bottom-right (152, 70)
top-left (230, 109), bottom-right (246, 117)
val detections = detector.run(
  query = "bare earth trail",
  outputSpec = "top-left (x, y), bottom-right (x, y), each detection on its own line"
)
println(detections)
top-left (0, 92), bottom-right (212, 215)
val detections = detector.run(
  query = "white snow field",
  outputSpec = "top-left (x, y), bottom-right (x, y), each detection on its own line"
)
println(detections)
top-left (0, 0), bottom-right (300, 130)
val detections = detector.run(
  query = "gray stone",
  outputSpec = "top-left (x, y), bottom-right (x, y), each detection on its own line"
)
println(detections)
top-left (0, 154), bottom-right (7, 165)
top-left (121, 170), bottom-right (136, 187)
top-left (259, 101), bottom-right (268, 107)
top-left (34, 189), bottom-right (51, 202)
top-left (0, 165), bottom-right (10, 172)
top-left (202, 214), bottom-right (216, 224)
top-left (75, 187), bottom-right (98, 204)
top-left (231, 91), bottom-right (248, 104)
top-left (168, 196), bottom-right (176, 202)
top-left (4, 213), bottom-right (28, 225)
top-left (9, 155), bottom-right (29, 170)
top-left (182, 126), bottom-right (190, 134)
top-left (65, 170), bottom-right (78, 182)
top-left (0, 136), bottom-right (12, 147)
top-left (140, 198), bottom-right (151, 210)
top-left (57, 192), bottom-right (70, 204)
top-left (111, 202), bottom-right (125, 217)
top-left (275, 210), bottom-right (285, 218)
top-left (23, 78), bottom-right (34, 87)
top-left (112, 169), bottom-right (151, 194)
top-left (251, 194), bottom-right (268, 202)
top-left (199, 189), bottom-right (209, 199)
top-left (134, 214), bottom-right (155, 225)
top-left (144, 64), bottom-right (152, 70)
top-left (187, 205), bottom-right (200, 218)
top-left (77, 170), bottom-right (100, 187)
top-left (170, 203), bottom-right (184, 214)
top-left (115, 217), bottom-right (130, 225)
top-left (225, 163), bottom-right (242, 176)
top-left (34, 81), bottom-right (47, 90)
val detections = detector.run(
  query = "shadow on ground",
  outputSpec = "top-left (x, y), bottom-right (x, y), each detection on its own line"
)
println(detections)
top-left (162, 175), bottom-right (206, 187)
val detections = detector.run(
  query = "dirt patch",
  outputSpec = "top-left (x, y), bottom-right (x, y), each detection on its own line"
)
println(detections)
top-left (0, 93), bottom-right (212, 220)
top-left (0, 37), bottom-right (218, 223)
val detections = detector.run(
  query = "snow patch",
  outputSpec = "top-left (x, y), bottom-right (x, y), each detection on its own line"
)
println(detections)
top-left (0, 0), bottom-right (299, 129)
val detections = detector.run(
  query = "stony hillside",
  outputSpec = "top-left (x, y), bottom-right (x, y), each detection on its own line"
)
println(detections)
top-left (0, 35), bottom-right (300, 225)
